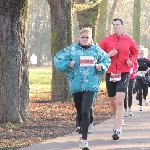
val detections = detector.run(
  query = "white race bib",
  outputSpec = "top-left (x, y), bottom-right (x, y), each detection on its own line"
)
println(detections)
top-left (80, 56), bottom-right (95, 67)
top-left (130, 68), bottom-right (133, 74)
top-left (136, 71), bottom-right (145, 77)
top-left (110, 73), bottom-right (121, 82)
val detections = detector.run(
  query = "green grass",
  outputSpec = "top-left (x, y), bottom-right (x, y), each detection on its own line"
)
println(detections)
top-left (29, 67), bottom-right (106, 92)
top-left (29, 67), bottom-right (52, 92)
top-left (100, 81), bottom-right (106, 89)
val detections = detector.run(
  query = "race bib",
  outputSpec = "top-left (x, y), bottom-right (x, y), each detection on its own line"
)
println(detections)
top-left (130, 68), bottom-right (133, 74)
top-left (110, 73), bottom-right (121, 82)
top-left (80, 56), bottom-right (94, 67)
top-left (136, 71), bottom-right (145, 77)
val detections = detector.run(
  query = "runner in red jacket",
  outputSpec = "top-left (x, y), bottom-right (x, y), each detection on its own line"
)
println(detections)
top-left (99, 34), bottom-right (138, 73)
top-left (99, 18), bottom-right (138, 140)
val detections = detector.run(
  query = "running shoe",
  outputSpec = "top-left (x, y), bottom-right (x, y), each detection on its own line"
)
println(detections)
top-left (112, 130), bottom-right (121, 140)
top-left (79, 138), bottom-right (89, 149)
top-left (145, 99), bottom-right (148, 106)
top-left (121, 119), bottom-right (124, 127)
top-left (76, 126), bottom-right (82, 134)
top-left (113, 119), bottom-right (124, 134)
top-left (128, 108), bottom-right (133, 116)
top-left (124, 110), bottom-right (128, 117)
top-left (88, 123), bottom-right (93, 133)
top-left (137, 99), bottom-right (140, 105)
top-left (139, 106), bottom-right (143, 111)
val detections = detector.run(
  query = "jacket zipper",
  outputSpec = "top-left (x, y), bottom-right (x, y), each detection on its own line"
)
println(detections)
top-left (116, 36), bottom-right (120, 73)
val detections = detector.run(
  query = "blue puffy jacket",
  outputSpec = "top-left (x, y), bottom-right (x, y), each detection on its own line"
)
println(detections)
top-left (54, 42), bottom-right (110, 94)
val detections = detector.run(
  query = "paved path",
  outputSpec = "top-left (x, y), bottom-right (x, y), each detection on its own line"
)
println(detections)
top-left (18, 98), bottom-right (150, 150)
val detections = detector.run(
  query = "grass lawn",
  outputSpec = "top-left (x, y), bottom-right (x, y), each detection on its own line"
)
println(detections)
top-left (29, 67), bottom-right (52, 91)
top-left (100, 81), bottom-right (106, 89)
top-left (29, 67), bottom-right (106, 99)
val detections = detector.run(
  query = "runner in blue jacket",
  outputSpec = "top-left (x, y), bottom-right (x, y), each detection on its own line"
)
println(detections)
top-left (54, 27), bottom-right (110, 150)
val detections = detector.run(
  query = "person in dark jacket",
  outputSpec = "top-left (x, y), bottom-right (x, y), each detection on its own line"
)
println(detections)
top-left (99, 18), bottom-right (138, 140)
top-left (136, 49), bottom-right (150, 111)
top-left (54, 27), bottom-right (110, 149)
top-left (124, 61), bottom-right (138, 117)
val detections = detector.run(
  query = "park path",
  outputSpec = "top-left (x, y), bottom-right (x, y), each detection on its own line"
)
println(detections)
top-left (18, 89), bottom-right (150, 150)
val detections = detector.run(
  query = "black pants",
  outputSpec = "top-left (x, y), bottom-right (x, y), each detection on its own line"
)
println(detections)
top-left (106, 72), bottom-right (130, 97)
top-left (76, 108), bottom-right (93, 127)
top-left (136, 78), bottom-right (149, 106)
top-left (73, 91), bottom-right (95, 140)
top-left (133, 82), bottom-right (137, 94)
top-left (124, 79), bottom-right (135, 109)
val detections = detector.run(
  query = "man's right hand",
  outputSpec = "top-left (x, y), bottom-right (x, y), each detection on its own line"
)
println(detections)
top-left (108, 48), bottom-right (118, 57)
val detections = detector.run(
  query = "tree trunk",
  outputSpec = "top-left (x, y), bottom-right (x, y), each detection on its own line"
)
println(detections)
top-left (76, 2), bottom-right (99, 39)
top-left (95, 0), bottom-right (108, 44)
top-left (133, 0), bottom-right (141, 45)
top-left (76, 0), bottom-right (85, 3)
top-left (0, 0), bottom-right (29, 123)
top-left (75, 1), bottom-right (104, 41)
top-left (23, 0), bottom-right (29, 38)
top-left (48, 0), bottom-right (73, 101)
top-left (106, 0), bottom-right (119, 35)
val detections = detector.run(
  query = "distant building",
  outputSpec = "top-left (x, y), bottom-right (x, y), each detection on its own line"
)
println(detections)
top-left (30, 54), bottom-right (37, 67)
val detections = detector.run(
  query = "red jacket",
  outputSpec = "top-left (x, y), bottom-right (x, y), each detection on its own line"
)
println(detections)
top-left (130, 62), bottom-right (138, 79)
top-left (99, 34), bottom-right (138, 73)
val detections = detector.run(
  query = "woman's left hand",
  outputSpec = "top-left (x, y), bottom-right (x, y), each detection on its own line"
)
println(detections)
top-left (95, 64), bottom-right (101, 71)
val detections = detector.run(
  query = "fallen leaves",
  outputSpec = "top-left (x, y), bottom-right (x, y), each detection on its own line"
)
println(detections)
top-left (0, 89), bottom-right (112, 149)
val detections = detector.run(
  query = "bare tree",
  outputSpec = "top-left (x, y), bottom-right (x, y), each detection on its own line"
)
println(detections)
top-left (26, 0), bottom-right (51, 66)
top-left (140, 0), bottom-right (150, 50)
top-left (74, 0), bottom-right (102, 39)
top-left (133, 0), bottom-right (141, 45)
top-left (106, 0), bottom-right (119, 35)
top-left (0, 0), bottom-right (29, 123)
top-left (47, 0), bottom-right (74, 101)
top-left (95, 0), bottom-right (108, 43)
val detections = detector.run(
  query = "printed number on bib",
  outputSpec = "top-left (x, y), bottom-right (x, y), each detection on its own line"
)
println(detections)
top-left (80, 56), bottom-right (94, 67)
top-left (110, 73), bottom-right (121, 82)
top-left (136, 71), bottom-right (145, 77)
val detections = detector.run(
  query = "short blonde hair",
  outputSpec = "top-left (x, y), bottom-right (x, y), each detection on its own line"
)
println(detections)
top-left (138, 49), bottom-right (144, 53)
top-left (80, 27), bottom-right (92, 37)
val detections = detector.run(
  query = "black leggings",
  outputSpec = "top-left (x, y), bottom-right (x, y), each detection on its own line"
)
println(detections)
top-left (106, 72), bottom-right (130, 97)
top-left (136, 78), bottom-right (149, 106)
top-left (76, 108), bottom-right (93, 127)
top-left (124, 79), bottom-right (135, 109)
top-left (73, 91), bottom-right (95, 140)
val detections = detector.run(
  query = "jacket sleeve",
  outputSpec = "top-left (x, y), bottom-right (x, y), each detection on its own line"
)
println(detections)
top-left (146, 59), bottom-right (150, 68)
top-left (133, 61), bottom-right (138, 73)
top-left (96, 47), bottom-right (111, 76)
top-left (129, 39), bottom-right (138, 63)
top-left (54, 48), bottom-right (71, 72)
top-left (98, 38), bottom-right (106, 51)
